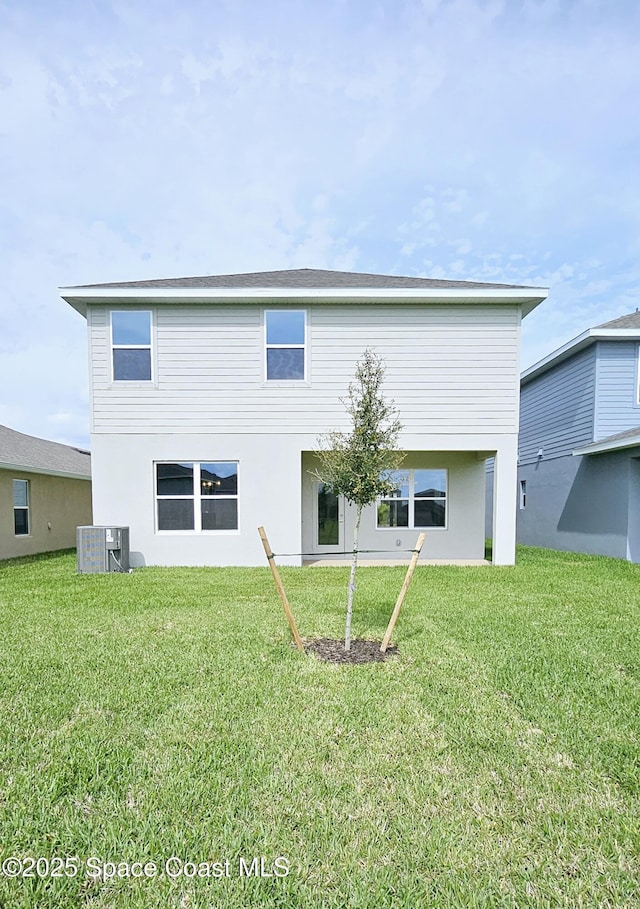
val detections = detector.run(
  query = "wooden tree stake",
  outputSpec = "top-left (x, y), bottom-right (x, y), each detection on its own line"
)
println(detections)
top-left (258, 526), bottom-right (304, 652)
top-left (380, 532), bottom-right (426, 652)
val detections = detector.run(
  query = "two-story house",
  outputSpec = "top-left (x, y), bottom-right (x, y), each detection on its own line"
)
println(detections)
top-left (517, 311), bottom-right (640, 561)
top-left (61, 268), bottom-right (547, 568)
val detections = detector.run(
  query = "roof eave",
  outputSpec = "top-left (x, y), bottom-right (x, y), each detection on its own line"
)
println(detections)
top-left (61, 285), bottom-right (549, 317)
top-left (573, 435), bottom-right (640, 457)
top-left (0, 462), bottom-right (91, 481)
top-left (522, 328), bottom-right (640, 384)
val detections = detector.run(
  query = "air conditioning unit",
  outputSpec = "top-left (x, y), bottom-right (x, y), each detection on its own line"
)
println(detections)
top-left (77, 526), bottom-right (130, 574)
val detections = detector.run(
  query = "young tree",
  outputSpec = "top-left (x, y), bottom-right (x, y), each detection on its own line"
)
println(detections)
top-left (314, 349), bottom-right (404, 650)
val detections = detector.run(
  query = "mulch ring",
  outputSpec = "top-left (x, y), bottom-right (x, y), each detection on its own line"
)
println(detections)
top-left (303, 638), bottom-right (398, 664)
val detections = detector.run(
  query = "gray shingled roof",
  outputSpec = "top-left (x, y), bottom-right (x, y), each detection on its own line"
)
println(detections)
top-left (596, 310), bottom-right (640, 329)
top-left (574, 424), bottom-right (640, 456)
top-left (523, 308), bottom-right (640, 385)
top-left (0, 425), bottom-right (91, 479)
top-left (65, 267), bottom-right (538, 291)
top-left (593, 425), bottom-right (640, 445)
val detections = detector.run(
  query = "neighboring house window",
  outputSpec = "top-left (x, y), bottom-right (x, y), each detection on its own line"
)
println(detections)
top-left (265, 310), bottom-right (306, 380)
top-left (111, 311), bottom-right (152, 381)
top-left (377, 469), bottom-right (447, 529)
top-left (519, 479), bottom-right (527, 509)
top-left (13, 479), bottom-right (29, 536)
top-left (156, 462), bottom-right (238, 531)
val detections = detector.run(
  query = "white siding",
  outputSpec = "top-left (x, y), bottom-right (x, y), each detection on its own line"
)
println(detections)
top-left (90, 304), bottom-right (520, 435)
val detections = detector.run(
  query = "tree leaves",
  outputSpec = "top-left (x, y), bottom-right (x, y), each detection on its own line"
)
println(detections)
top-left (314, 349), bottom-right (405, 507)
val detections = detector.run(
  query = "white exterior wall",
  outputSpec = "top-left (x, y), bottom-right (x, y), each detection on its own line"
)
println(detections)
top-left (91, 433), bottom-right (303, 567)
top-left (88, 304), bottom-right (520, 435)
top-left (491, 435), bottom-right (519, 565)
top-left (92, 431), bottom-right (515, 567)
top-left (88, 301), bottom-right (522, 567)
top-left (302, 450), bottom-right (488, 562)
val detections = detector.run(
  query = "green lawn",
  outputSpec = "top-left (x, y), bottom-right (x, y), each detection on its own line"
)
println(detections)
top-left (0, 548), bottom-right (639, 908)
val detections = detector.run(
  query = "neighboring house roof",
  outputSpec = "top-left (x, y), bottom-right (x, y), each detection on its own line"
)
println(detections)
top-left (0, 424), bottom-right (91, 481)
top-left (573, 425), bottom-right (640, 457)
top-left (61, 267), bottom-right (548, 317)
top-left (522, 309), bottom-right (640, 385)
top-left (596, 311), bottom-right (640, 329)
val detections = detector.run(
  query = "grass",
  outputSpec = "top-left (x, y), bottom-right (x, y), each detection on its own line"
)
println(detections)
top-left (0, 547), bottom-right (639, 908)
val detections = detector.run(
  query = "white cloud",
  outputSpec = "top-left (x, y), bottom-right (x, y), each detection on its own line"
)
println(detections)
top-left (0, 0), bottom-right (639, 444)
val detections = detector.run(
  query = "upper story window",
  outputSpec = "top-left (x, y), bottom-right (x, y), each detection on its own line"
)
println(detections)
top-left (111, 311), bottom-right (152, 381)
top-left (377, 469), bottom-right (447, 529)
top-left (13, 479), bottom-right (29, 536)
top-left (265, 310), bottom-right (306, 381)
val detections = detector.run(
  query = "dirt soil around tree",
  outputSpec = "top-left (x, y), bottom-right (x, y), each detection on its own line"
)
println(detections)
top-left (303, 638), bottom-right (398, 664)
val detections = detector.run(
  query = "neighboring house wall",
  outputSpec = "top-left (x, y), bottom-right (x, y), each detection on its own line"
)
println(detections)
top-left (516, 334), bottom-right (640, 562)
top-left (519, 346), bottom-right (596, 464)
top-left (516, 452), bottom-right (630, 559)
top-left (0, 469), bottom-right (92, 560)
top-left (517, 349), bottom-right (598, 553)
top-left (487, 347), bottom-right (597, 545)
top-left (594, 341), bottom-right (640, 441)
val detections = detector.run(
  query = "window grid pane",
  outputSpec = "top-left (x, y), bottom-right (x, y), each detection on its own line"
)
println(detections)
top-left (201, 499), bottom-right (238, 530)
top-left (201, 463), bottom-right (238, 496)
top-left (377, 499), bottom-right (409, 528)
top-left (158, 499), bottom-right (194, 531)
top-left (14, 509), bottom-right (29, 536)
top-left (267, 348), bottom-right (305, 380)
top-left (266, 311), bottom-right (305, 345)
top-left (113, 348), bottom-right (152, 381)
top-left (387, 472), bottom-right (409, 499)
top-left (414, 469), bottom-right (446, 498)
top-left (112, 311), bottom-right (151, 345)
top-left (414, 499), bottom-right (446, 528)
top-left (13, 480), bottom-right (28, 507)
top-left (157, 464), bottom-right (194, 496)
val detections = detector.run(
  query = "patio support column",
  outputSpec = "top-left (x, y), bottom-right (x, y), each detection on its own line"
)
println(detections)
top-left (492, 436), bottom-right (518, 565)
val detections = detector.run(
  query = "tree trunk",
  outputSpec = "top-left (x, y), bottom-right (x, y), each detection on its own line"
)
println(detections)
top-left (345, 504), bottom-right (362, 651)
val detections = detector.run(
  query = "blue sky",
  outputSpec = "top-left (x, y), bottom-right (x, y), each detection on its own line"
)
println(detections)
top-left (1, 0), bottom-right (639, 448)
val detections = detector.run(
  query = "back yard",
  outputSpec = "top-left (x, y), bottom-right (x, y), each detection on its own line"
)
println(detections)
top-left (0, 548), bottom-right (638, 908)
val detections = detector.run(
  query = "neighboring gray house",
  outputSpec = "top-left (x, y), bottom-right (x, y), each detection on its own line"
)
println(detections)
top-left (516, 311), bottom-right (640, 561)
top-left (0, 424), bottom-right (92, 560)
top-left (61, 268), bottom-right (547, 568)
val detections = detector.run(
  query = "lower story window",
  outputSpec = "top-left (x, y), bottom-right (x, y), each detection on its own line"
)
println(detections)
top-left (156, 462), bottom-right (238, 531)
top-left (13, 479), bottom-right (30, 535)
top-left (377, 469), bottom-right (447, 529)
top-left (519, 479), bottom-right (527, 509)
